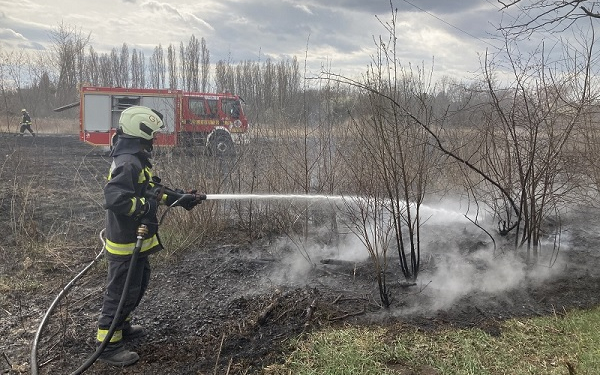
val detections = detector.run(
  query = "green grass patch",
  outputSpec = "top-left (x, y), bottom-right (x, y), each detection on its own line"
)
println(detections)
top-left (266, 306), bottom-right (600, 374)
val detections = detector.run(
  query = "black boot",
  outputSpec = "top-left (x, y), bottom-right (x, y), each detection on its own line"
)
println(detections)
top-left (98, 342), bottom-right (139, 366)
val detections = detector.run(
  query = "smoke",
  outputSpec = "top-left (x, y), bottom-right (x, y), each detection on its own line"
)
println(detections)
top-left (402, 196), bottom-right (564, 314)
top-left (264, 197), bottom-right (566, 315)
top-left (266, 230), bottom-right (369, 286)
top-left (423, 248), bottom-right (527, 312)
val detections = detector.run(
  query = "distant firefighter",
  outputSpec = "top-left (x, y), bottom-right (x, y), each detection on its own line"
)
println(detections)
top-left (19, 109), bottom-right (35, 137)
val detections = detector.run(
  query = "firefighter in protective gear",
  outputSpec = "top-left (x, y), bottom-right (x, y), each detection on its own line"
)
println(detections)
top-left (19, 109), bottom-right (35, 136)
top-left (96, 105), bottom-right (203, 366)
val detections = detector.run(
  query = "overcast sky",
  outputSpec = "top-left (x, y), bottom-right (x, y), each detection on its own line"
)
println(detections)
top-left (0, 0), bottom-right (551, 82)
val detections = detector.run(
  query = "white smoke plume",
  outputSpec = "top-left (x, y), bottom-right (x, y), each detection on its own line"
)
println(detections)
top-left (265, 198), bottom-right (566, 314)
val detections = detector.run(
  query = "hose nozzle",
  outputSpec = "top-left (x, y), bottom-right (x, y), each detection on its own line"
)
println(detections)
top-left (137, 224), bottom-right (149, 238)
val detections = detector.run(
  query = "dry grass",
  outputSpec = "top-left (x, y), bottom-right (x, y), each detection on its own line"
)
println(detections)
top-left (33, 117), bottom-right (79, 134)
top-left (0, 116), bottom-right (78, 135)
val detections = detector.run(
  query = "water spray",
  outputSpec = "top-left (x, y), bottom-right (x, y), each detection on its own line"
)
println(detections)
top-left (204, 193), bottom-right (348, 201)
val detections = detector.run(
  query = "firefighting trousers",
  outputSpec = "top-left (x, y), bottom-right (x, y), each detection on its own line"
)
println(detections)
top-left (97, 255), bottom-right (151, 342)
top-left (19, 124), bottom-right (34, 135)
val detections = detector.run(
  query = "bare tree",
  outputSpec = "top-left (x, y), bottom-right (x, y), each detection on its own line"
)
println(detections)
top-left (130, 48), bottom-right (144, 88)
top-left (99, 53), bottom-right (113, 87)
top-left (49, 22), bottom-right (90, 106)
top-left (110, 48), bottom-right (120, 87)
top-left (179, 41), bottom-right (187, 91)
top-left (330, 7), bottom-right (440, 287)
top-left (118, 43), bottom-right (130, 87)
top-left (0, 50), bottom-right (24, 131)
top-left (149, 44), bottom-right (166, 89)
top-left (186, 35), bottom-right (201, 92)
top-left (214, 60), bottom-right (235, 93)
top-left (137, 50), bottom-right (146, 88)
top-left (167, 44), bottom-right (177, 89)
top-left (498, 0), bottom-right (600, 35)
top-left (85, 46), bottom-right (100, 86)
top-left (200, 37), bottom-right (210, 92)
top-left (29, 53), bottom-right (56, 115)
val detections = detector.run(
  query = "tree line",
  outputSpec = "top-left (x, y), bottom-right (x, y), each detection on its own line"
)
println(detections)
top-left (0, 23), bottom-right (305, 122)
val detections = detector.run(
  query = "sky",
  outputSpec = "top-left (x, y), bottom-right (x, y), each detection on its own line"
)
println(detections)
top-left (0, 0), bottom-right (560, 82)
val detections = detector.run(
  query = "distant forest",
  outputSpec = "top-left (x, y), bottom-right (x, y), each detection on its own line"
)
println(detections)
top-left (0, 24), bottom-right (327, 124)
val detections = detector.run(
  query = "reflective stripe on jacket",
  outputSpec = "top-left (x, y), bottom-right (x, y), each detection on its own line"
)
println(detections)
top-left (105, 236), bottom-right (161, 256)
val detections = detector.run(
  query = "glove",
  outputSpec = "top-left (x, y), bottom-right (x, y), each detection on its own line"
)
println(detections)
top-left (139, 199), bottom-right (158, 229)
top-left (164, 188), bottom-right (186, 207)
top-left (177, 190), bottom-right (204, 211)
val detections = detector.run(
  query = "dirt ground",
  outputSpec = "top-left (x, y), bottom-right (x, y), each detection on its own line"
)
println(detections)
top-left (1, 133), bottom-right (600, 375)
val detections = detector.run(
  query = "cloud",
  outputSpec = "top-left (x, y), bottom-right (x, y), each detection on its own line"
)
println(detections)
top-left (0, 0), bottom-right (531, 81)
top-left (0, 28), bottom-right (27, 42)
top-left (141, 1), bottom-right (214, 31)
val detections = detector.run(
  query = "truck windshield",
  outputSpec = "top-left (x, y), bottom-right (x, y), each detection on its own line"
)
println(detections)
top-left (189, 98), bottom-right (208, 117)
top-left (222, 99), bottom-right (241, 119)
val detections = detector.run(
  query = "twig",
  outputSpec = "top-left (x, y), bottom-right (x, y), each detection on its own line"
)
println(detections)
top-left (275, 307), bottom-right (294, 322)
top-left (332, 294), bottom-right (343, 304)
top-left (225, 357), bottom-right (233, 375)
top-left (39, 354), bottom-right (61, 368)
top-left (335, 296), bottom-right (369, 303)
top-left (319, 268), bottom-right (351, 278)
top-left (206, 260), bottom-right (231, 278)
top-left (320, 259), bottom-right (354, 266)
top-left (3, 352), bottom-right (12, 367)
top-left (398, 282), bottom-right (417, 288)
top-left (213, 332), bottom-right (226, 375)
top-left (257, 292), bottom-right (282, 325)
top-left (303, 299), bottom-right (318, 332)
top-left (464, 214), bottom-right (496, 252)
top-left (71, 288), bottom-right (103, 307)
top-left (329, 308), bottom-right (366, 321)
top-left (475, 306), bottom-right (487, 316)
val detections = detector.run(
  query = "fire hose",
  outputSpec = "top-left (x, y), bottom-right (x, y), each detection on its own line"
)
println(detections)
top-left (30, 187), bottom-right (205, 375)
top-left (30, 230), bottom-right (106, 375)
top-left (69, 224), bottom-right (148, 375)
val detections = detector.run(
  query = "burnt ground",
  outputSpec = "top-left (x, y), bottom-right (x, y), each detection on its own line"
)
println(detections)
top-left (1, 133), bottom-right (600, 374)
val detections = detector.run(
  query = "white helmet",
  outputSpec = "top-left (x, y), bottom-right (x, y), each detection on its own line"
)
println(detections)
top-left (119, 106), bottom-right (164, 140)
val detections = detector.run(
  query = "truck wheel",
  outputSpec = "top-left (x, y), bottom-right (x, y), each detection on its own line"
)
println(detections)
top-left (208, 131), bottom-right (235, 157)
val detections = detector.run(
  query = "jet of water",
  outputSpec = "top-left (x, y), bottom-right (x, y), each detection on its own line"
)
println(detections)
top-left (203, 194), bottom-right (469, 221)
top-left (204, 194), bottom-right (347, 201)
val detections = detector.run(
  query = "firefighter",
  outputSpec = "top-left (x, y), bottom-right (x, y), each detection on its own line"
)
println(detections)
top-left (96, 105), bottom-right (203, 366)
top-left (19, 109), bottom-right (35, 136)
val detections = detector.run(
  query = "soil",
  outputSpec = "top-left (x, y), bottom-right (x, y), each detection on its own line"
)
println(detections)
top-left (1, 133), bottom-right (600, 375)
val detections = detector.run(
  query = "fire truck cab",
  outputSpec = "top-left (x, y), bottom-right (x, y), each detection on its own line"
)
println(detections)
top-left (79, 86), bottom-right (248, 156)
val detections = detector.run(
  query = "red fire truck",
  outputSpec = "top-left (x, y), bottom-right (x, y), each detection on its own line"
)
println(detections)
top-left (76, 86), bottom-right (248, 156)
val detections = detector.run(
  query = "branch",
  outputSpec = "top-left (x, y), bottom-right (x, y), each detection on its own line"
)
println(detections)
top-left (581, 6), bottom-right (600, 18)
top-left (315, 72), bottom-right (521, 230)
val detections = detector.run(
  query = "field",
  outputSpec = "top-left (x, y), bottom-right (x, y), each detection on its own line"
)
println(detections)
top-left (2, 133), bottom-right (600, 374)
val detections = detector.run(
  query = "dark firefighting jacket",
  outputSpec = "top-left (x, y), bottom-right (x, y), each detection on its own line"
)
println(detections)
top-left (21, 112), bottom-right (31, 124)
top-left (103, 137), bottom-right (163, 258)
